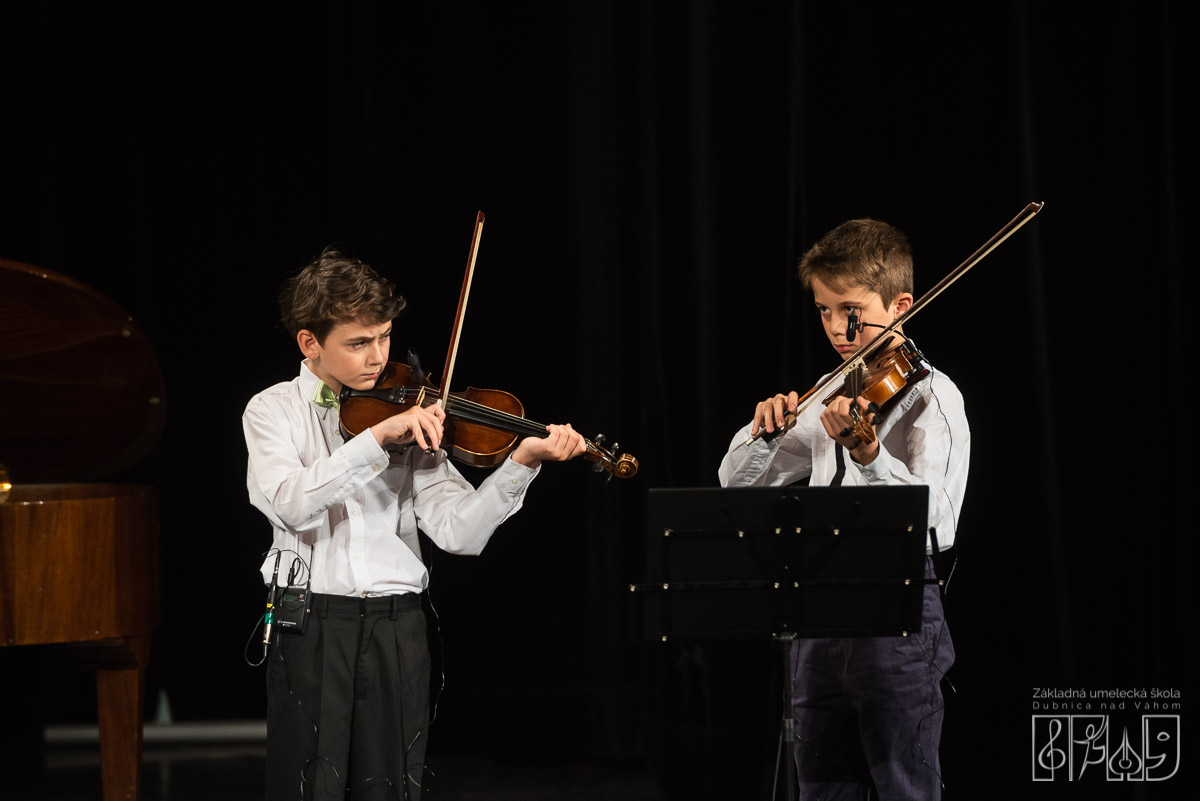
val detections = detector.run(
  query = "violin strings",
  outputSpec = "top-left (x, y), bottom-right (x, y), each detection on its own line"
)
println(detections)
top-left (445, 397), bottom-right (552, 438)
top-left (409, 393), bottom-right (545, 437)
top-left (443, 396), bottom-right (605, 455)
top-left (352, 386), bottom-right (606, 451)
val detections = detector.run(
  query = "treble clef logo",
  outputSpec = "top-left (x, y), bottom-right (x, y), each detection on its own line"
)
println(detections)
top-left (1037, 718), bottom-right (1067, 777)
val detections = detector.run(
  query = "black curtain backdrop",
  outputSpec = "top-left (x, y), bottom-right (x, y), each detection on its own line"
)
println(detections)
top-left (2, 2), bottom-right (1188, 799)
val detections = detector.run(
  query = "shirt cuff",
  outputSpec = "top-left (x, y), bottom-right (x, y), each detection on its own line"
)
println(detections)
top-left (854, 444), bottom-right (892, 483)
top-left (344, 427), bottom-right (391, 473)
top-left (744, 435), bottom-right (781, 473)
top-left (496, 453), bottom-right (540, 493)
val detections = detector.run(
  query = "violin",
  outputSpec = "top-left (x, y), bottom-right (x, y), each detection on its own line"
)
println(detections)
top-left (338, 212), bottom-right (638, 480)
top-left (745, 201), bottom-right (1044, 446)
top-left (338, 358), bottom-right (638, 478)
top-left (829, 337), bottom-right (931, 445)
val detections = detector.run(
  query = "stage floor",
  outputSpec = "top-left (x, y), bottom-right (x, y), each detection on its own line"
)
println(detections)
top-left (13, 728), bottom-right (754, 801)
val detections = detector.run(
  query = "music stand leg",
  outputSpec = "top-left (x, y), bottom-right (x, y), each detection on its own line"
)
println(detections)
top-left (772, 633), bottom-right (798, 801)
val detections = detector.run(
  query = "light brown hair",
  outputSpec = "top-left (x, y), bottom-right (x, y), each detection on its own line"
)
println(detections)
top-left (279, 247), bottom-right (406, 343)
top-left (797, 219), bottom-right (913, 306)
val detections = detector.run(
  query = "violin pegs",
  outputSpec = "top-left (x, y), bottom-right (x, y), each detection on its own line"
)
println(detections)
top-left (594, 433), bottom-right (607, 446)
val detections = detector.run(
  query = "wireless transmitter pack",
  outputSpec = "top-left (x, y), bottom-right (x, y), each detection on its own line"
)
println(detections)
top-left (274, 584), bottom-right (311, 635)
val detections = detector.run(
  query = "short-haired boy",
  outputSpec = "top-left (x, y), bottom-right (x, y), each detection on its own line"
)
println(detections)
top-left (244, 248), bottom-right (585, 800)
top-left (719, 219), bottom-right (968, 800)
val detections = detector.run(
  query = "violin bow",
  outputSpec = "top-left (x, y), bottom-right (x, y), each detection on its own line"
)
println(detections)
top-left (872, 200), bottom-right (1044, 350)
top-left (743, 200), bottom-right (1044, 446)
top-left (437, 211), bottom-right (486, 407)
top-left (430, 211), bottom-right (638, 478)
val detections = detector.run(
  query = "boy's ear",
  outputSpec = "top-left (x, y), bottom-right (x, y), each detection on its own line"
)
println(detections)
top-left (297, 329), bottom-right (321, 359)
top-left (892, 292), bottom-right (914, 318)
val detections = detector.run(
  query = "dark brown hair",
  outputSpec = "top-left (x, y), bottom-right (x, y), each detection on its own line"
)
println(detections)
top-left (279, 247), bottom-right (406, 343)
top-left (797, 219), bottom-right (913, 306)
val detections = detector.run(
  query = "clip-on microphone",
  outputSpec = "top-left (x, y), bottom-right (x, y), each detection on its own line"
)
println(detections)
top-left (847, 309), bottom-right (889, 344)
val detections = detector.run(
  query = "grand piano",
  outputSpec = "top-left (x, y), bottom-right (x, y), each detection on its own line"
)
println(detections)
top-left (0, 257), bottom-right (165, 801)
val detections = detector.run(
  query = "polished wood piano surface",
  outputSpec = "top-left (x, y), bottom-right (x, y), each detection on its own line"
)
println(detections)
top-left (1, 483), bottom-right (160, 800)
top-left (1, 484), bottom-right (159, 646)
top-left (1, 257), bottom-right (165, 801)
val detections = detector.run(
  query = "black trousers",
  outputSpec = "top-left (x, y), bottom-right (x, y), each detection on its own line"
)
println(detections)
top-left (791, 558), bottom-right (954, 800)
top-left (266, 593), bottom-right (430, 801)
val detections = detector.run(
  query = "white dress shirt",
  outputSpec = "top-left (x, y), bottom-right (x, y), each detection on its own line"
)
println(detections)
top-left (718, 366), bottom-right (969, 551)
top-left (244, 361), bottom-right (540, 595)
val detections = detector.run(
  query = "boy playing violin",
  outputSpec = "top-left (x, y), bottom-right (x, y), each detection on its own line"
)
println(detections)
top-left (719, 219), bottom-right (968, 800)
top-left (243, 247), bottom-right (585, 800)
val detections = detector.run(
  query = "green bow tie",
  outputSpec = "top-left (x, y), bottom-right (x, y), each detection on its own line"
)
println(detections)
top-left (313, 381), bottom-right (340, 410)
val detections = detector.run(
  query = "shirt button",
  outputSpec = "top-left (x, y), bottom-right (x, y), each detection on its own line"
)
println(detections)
top-left (372, 465), bottom-right (380, 473)
top-left (511, 479), bottom-right (518, 485)
top-left (351, 508), bottom-right (360, 516)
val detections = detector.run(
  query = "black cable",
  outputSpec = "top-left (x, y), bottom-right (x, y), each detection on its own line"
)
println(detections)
top-left (243, 612), bottom-right (270, 668)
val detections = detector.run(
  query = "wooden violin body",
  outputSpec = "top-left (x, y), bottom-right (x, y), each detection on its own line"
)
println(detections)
top-left (337, 362), bottom-right (518, 467)
top-left (827, 340), bottom-right (930, 411)
top-left (339, 361), bottom-right (638, 479)
top-left (825, 339), bottom-right (931, 443)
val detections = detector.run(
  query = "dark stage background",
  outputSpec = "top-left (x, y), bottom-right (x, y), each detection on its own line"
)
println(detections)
top-left (2, 2), bottom-right (1189, 799)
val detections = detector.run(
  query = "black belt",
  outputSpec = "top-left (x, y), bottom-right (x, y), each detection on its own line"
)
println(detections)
top-left (313, 592), bottom-right (421, 619)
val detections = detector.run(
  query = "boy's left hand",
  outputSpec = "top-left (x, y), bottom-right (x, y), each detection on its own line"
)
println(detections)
top-left (510, 423), bottom-right (587, 468)
top-left (820, 396), bottom-right (880, 465)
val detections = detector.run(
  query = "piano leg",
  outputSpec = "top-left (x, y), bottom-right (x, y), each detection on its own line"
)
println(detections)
top-left (70, 634), bottom-right (152, 801)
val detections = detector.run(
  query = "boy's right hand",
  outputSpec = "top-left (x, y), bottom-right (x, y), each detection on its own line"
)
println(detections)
top-left (371, 404), bottom-right (446, 451)
top-left (750, 391), bottom-right (800, 438)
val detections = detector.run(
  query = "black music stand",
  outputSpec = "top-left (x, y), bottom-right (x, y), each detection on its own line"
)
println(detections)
top-left (629, 485), bottom-right (931, 801)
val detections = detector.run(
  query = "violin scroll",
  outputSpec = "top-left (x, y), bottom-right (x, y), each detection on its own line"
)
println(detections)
top-left (846, 400), bottom-right (878, 447)
top-left (589, 434), bottom-right (639, 480)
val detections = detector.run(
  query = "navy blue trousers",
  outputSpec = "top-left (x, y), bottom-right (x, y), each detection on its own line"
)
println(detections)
top-left (266, 593), bottom-right (430, 801)
top-left (791, 560), bottom-right (954, 800)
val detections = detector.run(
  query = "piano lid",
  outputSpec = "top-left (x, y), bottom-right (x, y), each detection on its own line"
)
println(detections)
top-left (0, 258), bottom-right (165, 482)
